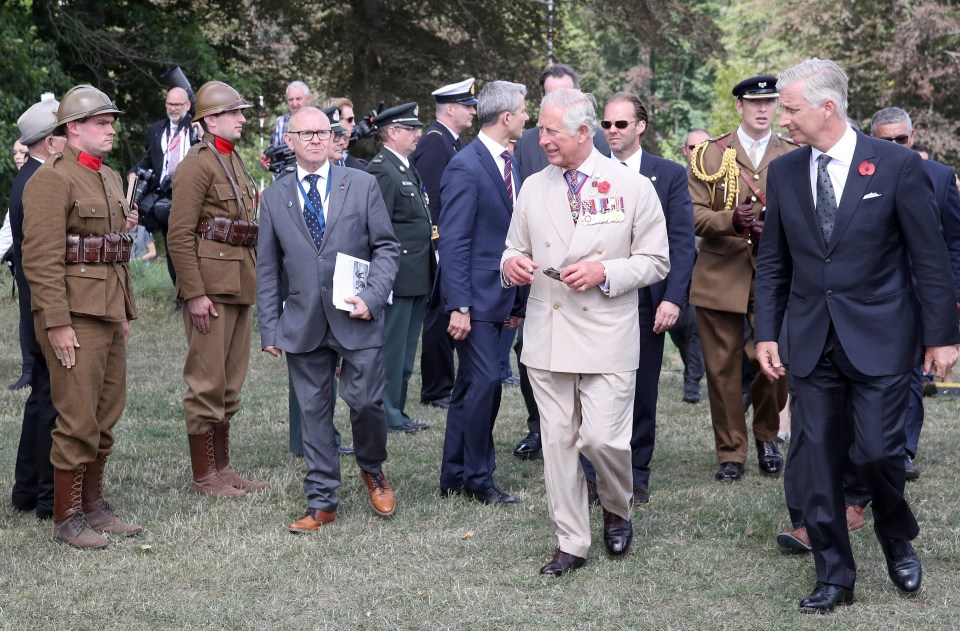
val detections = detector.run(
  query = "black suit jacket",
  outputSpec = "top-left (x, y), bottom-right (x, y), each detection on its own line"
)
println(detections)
top-left (755, 132), bottom-right (959, 378)
top-left (922, 159), bottom-right (960, 301)
top-left (9, 157), bottom-right (43, 354)
top-left (412, 120), bottom-right (461, 223)
top-left (638, 152), bottom-right (697, 307)
top-left (133, 115), bottom-right (196, 187)
top-left (515, 126), bottom-right (610, 185)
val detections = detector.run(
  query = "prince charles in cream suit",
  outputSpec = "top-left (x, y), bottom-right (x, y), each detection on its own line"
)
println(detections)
top-left (502, 88), bottom-right (669, 576)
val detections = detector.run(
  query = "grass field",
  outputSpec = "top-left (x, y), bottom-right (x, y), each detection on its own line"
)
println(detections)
top-left (0, 265), bottom-right (959, 630)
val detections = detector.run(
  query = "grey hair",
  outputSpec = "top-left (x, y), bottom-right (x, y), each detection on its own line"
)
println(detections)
top-left (477, 81), bottom-right (527, 128)
top-left (286, 81), bottom-right (311, 97)
top-left (540, 88), bottom-right (597, 137)
top-left (870, 107), bottom-right (913, 135)
top-left (777, 58), bottom-right (848, 120)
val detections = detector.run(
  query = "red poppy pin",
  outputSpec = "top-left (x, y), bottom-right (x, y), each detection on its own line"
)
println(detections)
top-left (858, 161), bottom-right (875, 176)
top-left (597, 181), bottom-right (611, 194)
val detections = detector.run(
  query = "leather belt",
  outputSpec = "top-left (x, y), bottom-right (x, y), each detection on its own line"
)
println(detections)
top-left (196, 216), bottom-right (259, 247)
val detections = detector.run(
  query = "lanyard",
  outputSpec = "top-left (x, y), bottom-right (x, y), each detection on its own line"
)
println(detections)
top-left (296, 173), bottom-right (331, 221)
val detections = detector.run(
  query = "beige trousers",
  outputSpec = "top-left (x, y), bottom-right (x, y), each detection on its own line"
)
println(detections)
top-left (527, 367), bottom-right (635, 559)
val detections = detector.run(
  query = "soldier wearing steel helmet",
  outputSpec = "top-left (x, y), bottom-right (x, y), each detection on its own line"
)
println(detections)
top-left (167, 80), bottom-right (267, 499)
top-left (22, 84), bottom-right (141, 549)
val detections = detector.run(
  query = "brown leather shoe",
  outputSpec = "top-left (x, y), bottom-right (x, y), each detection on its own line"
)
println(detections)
top-left (846, 504), bottom-right (866, 531)
top-left (214, 423), bottom-right (269, 491)
top-left (540, 548), bottom-right (586, 576)
top-left (777, 525), bottom-right (812, 552)
top-left (188, 432), bottom-right (246, 498)
top-left (288, 508), bottom-right (336, 533)
top-left (82, 457), bottom-right (142, 536)
top-left (361, 469), bottom-right (395, 517)
top-left (52, 468), bottom-right (109, 550)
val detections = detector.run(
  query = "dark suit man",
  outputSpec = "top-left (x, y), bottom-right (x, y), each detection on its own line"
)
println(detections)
top-left (131, 87), bottom-right (198, 287)
top-left (258, 107), bottom-right (401, 531)
top-left (437, 81), bottom-right (527, 505)
top-left (367, 103), bottom-right (436, 434)
top-left (510, 64), bottom-right (611, 459)
top-left (9, 98), bottom-right (65, 520)
top-left (755, 58), bottom-right (959, 613)
top-left (581, 93), bottom-right (696, 505)
top-left (414, 78), bottom-right (478, 409)
top-left (870, 107), bottom-right (960, 479)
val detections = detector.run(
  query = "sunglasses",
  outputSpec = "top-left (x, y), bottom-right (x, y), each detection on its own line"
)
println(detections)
top-left (600, 120), bottom-right (635, 130)
top-left (879, 134), bottom-right (911, 145)
top-left (685, 144), bottom-right (698, 151)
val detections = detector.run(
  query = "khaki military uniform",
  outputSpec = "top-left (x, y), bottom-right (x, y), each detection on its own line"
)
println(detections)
top-left (168, 138), bottom-right (257, 435)
top-left (688, 131), bottom-right (797, 464)
top-left (22, 144), bottom-right (137, 470)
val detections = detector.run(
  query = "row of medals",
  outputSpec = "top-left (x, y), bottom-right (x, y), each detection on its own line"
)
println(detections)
top-left (568, 194), bottom-right (624, 225)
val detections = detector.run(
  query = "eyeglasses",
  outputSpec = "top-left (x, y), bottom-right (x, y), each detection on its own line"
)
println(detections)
top-left (165, 101), bottom-right (188, 108)
top-left (600, 120), bottom-right (635, 130)
top-left (394, 125), bottom-right (419, 132)
top-left (333, 131), bottom-right (346, 142)
top-left (879, 134), bottom-right (911, 145)
top-left (288, 129), bottom-right (332, 141)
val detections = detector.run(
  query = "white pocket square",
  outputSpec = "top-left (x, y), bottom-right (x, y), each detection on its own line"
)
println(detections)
top-left (863, 192), bottom-right (882, 199)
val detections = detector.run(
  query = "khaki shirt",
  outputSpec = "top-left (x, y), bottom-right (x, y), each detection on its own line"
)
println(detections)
top-left (22, 144), bottom-right (137, 329)
top-left (688, 131), bottom-right (798, 313)
top-left (168, 138), bottom-right (258, 305)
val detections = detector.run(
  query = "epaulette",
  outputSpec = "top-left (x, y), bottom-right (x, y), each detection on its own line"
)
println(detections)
top-left (776, 133), bottom-right (800, 147)
top-left (707, 131), bottom-right (734, 149)
top-left (370, 154), bottom-right (385, 164)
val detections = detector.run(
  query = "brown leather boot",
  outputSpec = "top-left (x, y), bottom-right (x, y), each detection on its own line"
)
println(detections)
top-left (81, 456), bottom-right (143, 536)
top-left (188, 431), bottom-right (246, 498)
top-left (52, 468), bottom-right (109, 550)
top-left (213, 422), bottom-right (269, 491)
top-left (361, 469), bottom-right (395, 517)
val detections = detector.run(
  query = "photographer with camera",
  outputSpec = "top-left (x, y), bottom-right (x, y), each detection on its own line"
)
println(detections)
top-left (131, 85), bottom-right (199, 295)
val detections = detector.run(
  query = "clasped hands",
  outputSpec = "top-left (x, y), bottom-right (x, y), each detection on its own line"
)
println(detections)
top-left (503, 256), bottom-right (605, 293)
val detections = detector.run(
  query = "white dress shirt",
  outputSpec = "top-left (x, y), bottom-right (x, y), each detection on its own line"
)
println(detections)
top-left (477, 130), bottom-right (514, 204)
top-left (737, 126), bottom-right (771, 168)
top-left (809, 124), bottom-right (858, 206)
top-left (383, 145), bottom-right (410, 168)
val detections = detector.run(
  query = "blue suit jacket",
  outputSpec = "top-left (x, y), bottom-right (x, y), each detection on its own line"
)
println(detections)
top-left (638, 151), bottom-right (696, 307)
top-left (922, 159), bottom-right (960, 302)
top-left (437, 137), bottom-right (521, 323)
top-left (755, 132), bottom-right (959, 378)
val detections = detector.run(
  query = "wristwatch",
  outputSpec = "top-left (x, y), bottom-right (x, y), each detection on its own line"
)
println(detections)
top-left (457, 307), bottom-right (470, 314)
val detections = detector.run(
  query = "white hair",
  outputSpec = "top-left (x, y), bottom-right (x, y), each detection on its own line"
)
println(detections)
top-left (286, 81), bottom-right (311, 97)
top-left (777, 58), bottom-right (848, 120)
top-left (540, 88), bottom-right (597, 137)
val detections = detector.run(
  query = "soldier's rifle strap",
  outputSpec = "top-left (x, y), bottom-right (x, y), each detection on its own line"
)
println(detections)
top-left (738, 167), bottom-right (766, 206)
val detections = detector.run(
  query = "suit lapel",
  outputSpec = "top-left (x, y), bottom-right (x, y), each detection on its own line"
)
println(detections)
top-left (790, 146), bottom-right (825, 251)
top-left (544, 167), bottom-right (574, 249)
top-left (639, 155), bottom-right (665, 199)
top-left (475, 141), bottom-right (512, 213)
top-left (827, 133), bottom-right (875, 255)
top-left (283, 173), bottom-right (316, 249)
top-left (323, 165), bottom-right (349, 242)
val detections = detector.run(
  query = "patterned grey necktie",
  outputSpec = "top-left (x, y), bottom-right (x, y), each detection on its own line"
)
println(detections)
top-left (816, 154), bottom-right (838, 243)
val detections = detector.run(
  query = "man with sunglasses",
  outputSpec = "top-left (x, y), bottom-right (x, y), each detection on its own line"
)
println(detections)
top-left (869, 106), bottom-right (960, 480)
top-left (580, 92), bottom-right (695, 506)
top-left (687, 75), bottom-right (798, 482)
top-left (324, 97), bottom-right (367, 170)
top-left (367, 103), bottom-right (436, 435)
top-left (413, 78), bottom-right (478, 412)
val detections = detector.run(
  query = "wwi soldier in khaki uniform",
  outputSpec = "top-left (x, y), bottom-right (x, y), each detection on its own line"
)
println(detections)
top-left (22, 85), bottom-right (141, 549)
top-left (168, 81), bottom-right (266, 498)
top-left (687, 76), bottom-right (797, 482)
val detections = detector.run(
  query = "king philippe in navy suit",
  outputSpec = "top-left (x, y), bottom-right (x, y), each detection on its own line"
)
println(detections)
top-left (754, 59), bottom-right (959, 613)
top-left (437, 81), bottom-right (528, 504)
top-left (581, 93), bottom-right (695, 504)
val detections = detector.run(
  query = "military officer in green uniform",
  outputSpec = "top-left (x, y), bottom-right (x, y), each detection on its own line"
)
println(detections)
top-left (367, 103), bottom-right (435, 434)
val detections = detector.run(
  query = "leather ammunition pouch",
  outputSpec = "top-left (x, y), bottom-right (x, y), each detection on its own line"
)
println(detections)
top-left (195, 216), bottom-right (259, 247)
top-left (64, 232), bottom-right (133, 264)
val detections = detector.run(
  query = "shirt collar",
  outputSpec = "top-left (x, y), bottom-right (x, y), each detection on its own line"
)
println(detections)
top-left (613, 146), bottom-right (643, 172)
top-left (437, 120), bottom-right (459, 140)
top-left (811, 124), bottom-right (858, 166)
top-left (478, 130), bottom-right (509, 160)
top-left (213, 136), bottom-right (234, 153)
top-left (566, 146), bottom-right (599, 178)
top-left (297, 160), bottom-right (331, 183)
top-left (383, 145), bottom-right (409, 168)
top-left (736, 126), bottom-right (771, 152)
top-left (77, 150), bottom-right (103, 171)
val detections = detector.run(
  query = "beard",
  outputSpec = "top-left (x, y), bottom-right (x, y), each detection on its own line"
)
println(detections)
top-left (169, 113), bottom-right (183, 125)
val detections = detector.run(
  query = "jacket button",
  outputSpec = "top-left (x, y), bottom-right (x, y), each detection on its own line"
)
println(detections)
top-left (402, 249), bottom-right (408, 254)
top-left (753, 174), bottom-right (760, 180)
top-left (825, 259), bottom-right (832, 265)
top-left (545, 241), bottom-right (550, 247)
top-left (321, 287), bottom-right (327, 292)
top-left (553, 303), bottom-right (559, 309)
top-left (219, 252), bottom-right (224, 257)
top-left (80, 267), bottom-right (86, 274)
top-left (582, 306), bottom-right (588, 311)
top-left (317, 255), bottom-right (322, 261)
top-left (826, 290), bottom-right (834, 298)
top-left (91, 208), bottom-right (97, 213)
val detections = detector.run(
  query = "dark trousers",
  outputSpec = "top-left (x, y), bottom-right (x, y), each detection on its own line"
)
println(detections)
top-left (11, 353), bottom-right (56, 513)
top-left (158, 220), bottom-right (177, 287)
top-left (667, 302), bottom-right (704, 399)
top-left (440, 321), bottom-right (504, 490)
top-left (419, 297), bottom-right (455, 403)
top-left (583, 290), bottom-right (661, 488)
top-left (287, 330), bottom-right (388, 513)
top-left (904, 365), bottom-right (924, 458)
top-left (792, 327), bottom-right (918, 589)
top-left (514, 324), bottom-right (541, 434)
top-left (287, 363), bottom-right (340, 457)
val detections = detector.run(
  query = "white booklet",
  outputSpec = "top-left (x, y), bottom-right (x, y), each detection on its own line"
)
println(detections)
top-left (333, 252), bottom-right (370, 311)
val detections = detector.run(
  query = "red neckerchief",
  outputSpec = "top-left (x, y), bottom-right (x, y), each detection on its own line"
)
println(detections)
top-left (77, 151), bottom-right (103, 171)
top-left (213, 136), bottom-right (234, 153)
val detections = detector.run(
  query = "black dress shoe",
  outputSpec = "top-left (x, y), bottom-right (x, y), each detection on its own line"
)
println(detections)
top-left (440, 486), bottom-right (463, 498)
top-left (36, 506), bottom-right (53, 520)
top-left (421, 396), bottom-right (451, 409)
top-left (632, 485), bottom-right (650, 505)
top-left (904, 455), bottom-right (920, 481)
top-left (513, 432), bottom-right (541, 459)
top-left (586, 481), bottom-right (600, 508)
top-left (799, 581), bottom-right (854, 613)
top-left (602, 508), bottom-right (633, 557)
top-left (11, 498), bottom-right (37, 512)
top-left (682, 395), bottom-right (700, 404)
top-left (501, 375), bottom-right (521, 387)
top-left (715, 461), bottom-right (744, 482)
top-left (407, 420), bottom-right (431, 430)
top-left (879, 537), bottom-right (922, 594)
top-left (8, 372), bottom-right (31, 390)
top-left (756, 440), bottom-right (783, 476)
top-left (464, 485), bottom-right (520, 505)
top-left (386, 423), bottom-right (419, 434)
top-left (539, 548), bottom-right (586, 576)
